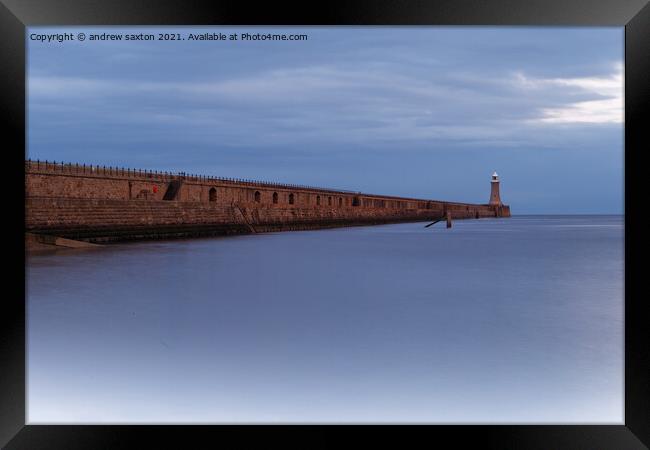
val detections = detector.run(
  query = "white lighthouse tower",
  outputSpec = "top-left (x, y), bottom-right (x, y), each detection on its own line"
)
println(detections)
top-left (489, 171), bottom-right (502, 206)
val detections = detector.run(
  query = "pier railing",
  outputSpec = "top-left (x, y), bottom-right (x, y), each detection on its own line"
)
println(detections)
top-left (24, 159), bottom-right (360, 195)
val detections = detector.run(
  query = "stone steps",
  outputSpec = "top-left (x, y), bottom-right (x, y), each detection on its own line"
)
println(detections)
top-left (27, 207), bottom-right (432, 220)
top-left (28, 216), bottom-right (234, 225)
top-left (25, 197), bottom-right (474, 241)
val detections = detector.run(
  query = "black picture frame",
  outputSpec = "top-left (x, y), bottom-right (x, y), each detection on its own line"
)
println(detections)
top-left (2, 0), bottom-right (648, 448)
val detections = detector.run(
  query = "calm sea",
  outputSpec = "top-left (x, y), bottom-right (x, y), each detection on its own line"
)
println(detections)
top-left (26, 215), bottom-right (624, 423)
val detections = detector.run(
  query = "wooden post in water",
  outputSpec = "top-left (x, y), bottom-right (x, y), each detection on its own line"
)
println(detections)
top-left (446, 211), bottom-right (452, 228)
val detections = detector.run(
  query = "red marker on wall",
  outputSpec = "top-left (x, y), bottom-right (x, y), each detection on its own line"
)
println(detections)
top-left (153, 186), bottom-right (158, 193)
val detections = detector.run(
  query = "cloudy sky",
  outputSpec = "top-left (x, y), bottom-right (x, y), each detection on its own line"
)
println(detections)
top-left (27, 27), bottom-right (623, 213)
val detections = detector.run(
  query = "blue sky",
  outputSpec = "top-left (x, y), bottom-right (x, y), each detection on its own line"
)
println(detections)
top-left (27, 27), bottom-right (623, 214)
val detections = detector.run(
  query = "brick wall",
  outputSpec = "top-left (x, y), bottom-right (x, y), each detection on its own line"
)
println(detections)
top-left (25, 160), bottom-right (509, 242)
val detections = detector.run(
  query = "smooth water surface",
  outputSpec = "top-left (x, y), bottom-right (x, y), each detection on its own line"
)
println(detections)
top-left (27, 216), bottom-right (624, 423)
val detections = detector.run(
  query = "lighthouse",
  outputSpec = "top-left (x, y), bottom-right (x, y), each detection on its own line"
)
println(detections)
top-left (489, 171), bottom-right (502, 206)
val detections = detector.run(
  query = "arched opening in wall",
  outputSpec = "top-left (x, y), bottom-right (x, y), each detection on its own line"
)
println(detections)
top-left (339, 198), bottom-right (343, 207)
top-left (328, 196), bottom-right (332, 206)
top-left (316, 195), bottom-right (321, 206)
top-left (352, 197), bottom-right (360, 207)
top-left (475, 211), bottom-right (480, 219)
top-left (254, 191), bottom-right (261, 203)
top-left (209, 187), bottom-right (217, 202)
top-left (289, 193), bottom-right (295, 205)
top-left (273, 192), bottom-right (278, 204)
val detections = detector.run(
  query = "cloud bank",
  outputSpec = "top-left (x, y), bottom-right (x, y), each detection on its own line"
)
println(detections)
top-left (27, 27), bottom-right (624, 213)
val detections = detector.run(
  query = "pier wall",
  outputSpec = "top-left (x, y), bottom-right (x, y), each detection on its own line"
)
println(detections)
top-left (25, 161), bottom-right (510, 242)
